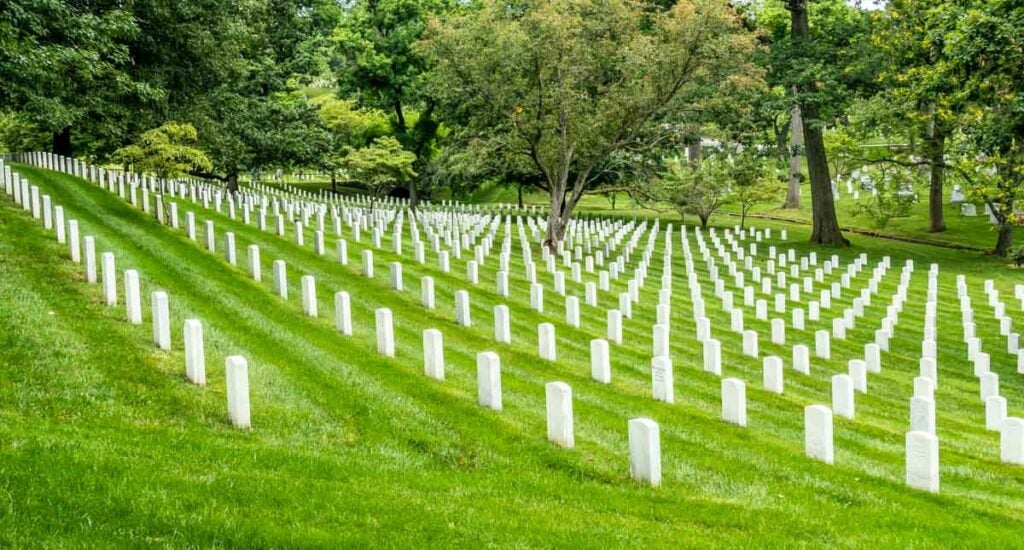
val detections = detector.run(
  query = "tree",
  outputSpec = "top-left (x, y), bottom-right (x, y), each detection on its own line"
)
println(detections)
top-left (870, 0), bottom-right (962, 233)
top-left (754, 0), bottom-right (878, 243)
top-left (188, 91), bottom-right (332, 192)
top-left (334, 0), bottom-right (453, 209)
top-left (0, 1), bottom-right (151, 157)
top-left (854, 163), bottom-right (918, 229)
top-left (314, 96), bottom-right (392, 192)
top-left (112, 122), bottom-right (212, 179)
top-left (955, 155), bottom-right (1023, 257)
top-left (123, 0), bottom-right (334, 192)
top-left (782, 0), bottom-right (853, 246)
top-left (344, 136), bottom-right (418, 204)
top-left (938, 1), bottom-right (1024, 256)
top-left (423, 0), bottom-right (758, 250)
top-left (659, 156), bottom-right (731, 229)
top-left (785, 101), bottom-right (805, 209)
top-left (729, 150), bottom-right (782, 229)
top-left (823, 126), bottom-right (860, 188)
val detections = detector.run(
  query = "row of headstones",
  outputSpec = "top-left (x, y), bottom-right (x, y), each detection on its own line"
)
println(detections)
top-left (13, 156), bottom-right (959, 492)
top-left (25, 151), bottom-right (802, 293)
top-left (83, 152), bottom-right (1019, 477)
top-left (13, 153), bottom-right (896, 396)
top-left (75, 150), bottom-right (778, 344)
top-left (179, 190), bottom-right (711, 357)
top-left (205, 215), bottom-right (949, 492)
top-left (186, 190), bottom-right (657, 317)
top-left (975, 279), bottom-right (1023, 354)
top-left (28, 156), bottom-right (876, 435)
top-left (123, 172), bottom-right (676, 487)
top-left (688, 245), bottom-right (908, 370)
top-left (20, 152), bottom-right (668, 371)
top-left (957, 277), bottom-right (1024, 466)
top-left (692, 245), bottom-right (946, 492)
top-left (171, 183), bottom-right (867, 489)
top-left (0, 160), bottom-right (254, 430)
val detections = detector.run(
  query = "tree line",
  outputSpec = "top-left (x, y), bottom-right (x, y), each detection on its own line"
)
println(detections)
top-left (1, 0), bottom-right (1021, 255)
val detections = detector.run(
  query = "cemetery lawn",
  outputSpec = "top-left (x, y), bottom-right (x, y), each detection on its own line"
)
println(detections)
top-left (2, 165), bottom-right (1024, 546)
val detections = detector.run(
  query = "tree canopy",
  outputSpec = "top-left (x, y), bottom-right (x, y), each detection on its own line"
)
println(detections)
top-left (1, 0), bottom-right (1022, 254)
top-left (422, 0), bottom-right (759, 248)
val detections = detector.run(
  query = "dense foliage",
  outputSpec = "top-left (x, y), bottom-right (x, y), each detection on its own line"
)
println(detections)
top-left (0, 0), bottom-right (1021, 254)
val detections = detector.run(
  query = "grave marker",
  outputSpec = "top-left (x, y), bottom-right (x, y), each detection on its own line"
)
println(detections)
top-left (591, 339), bottom-right (611, 383)
top-left (225, 356), bottom-right (252, 429)
top-left (832, 374), bottom-right (854, 419)
top-left (910, 396), bottom-right (936, 434)
top-left (651, 356), bottom-right (674, 403)
top-left (184, 319), bottom-right (205, 385)
top-left (375, 308), bottom-right (395, 357)
top-left (423, 329), bottom-right (445, 381)
top-left (763, 356), bottom-right (784, 394)
top-left (125, 269), bottom-right (142, 325)
top-left (539, 323), bottom-right (556, 361)
top-left (101, 252), bottom-right (117, 305)
top-left (628, 418), bottom-right (661, 486)
top-left (805, 405), bottom-right (834, 464)
top-left (335, 292), bottom-right (353, 336)
top-left (301, 275), bottom-right (318, 317)
top-left (721, 378), bottom-right (747, 426)
top-left (151, 291), bottom-right (171, 349)
top-left (905, 431), bottom-right (939, 493)
top-left (477, 352), bottom-right (502, 410)
top-left (546, 382), bottom-right (575, 448)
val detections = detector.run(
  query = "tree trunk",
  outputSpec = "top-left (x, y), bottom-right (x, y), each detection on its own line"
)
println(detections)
top-left (784, 104), bottom-right (803, 209)
top-left (992, 202), bottom-right (1014, 256)
top-left (52, 127), bottom-right (72, 157)
top-left (544, 187), bottom-right (583, 252)
top-left (545, 211), bottom-right (566, 251)
top-left (517, 182), bottom-right (524, 209)
top-left (927, 149), bottom-right (946, 233)
top-left (995, 221), bottom-right (1014, 257)
top-left (408, 179), bottom-right (419, 212)
top-left (226, 167), bottom-right (239, 194)
top-left (924, 109), bottom-right (946, 233)
top-left (775, 116), bottom-right (791, 162)
top-left (788, 0), bottom-right (848, 247)
top-left (699, 213), bottom-right (710, 229)
top-left (331, 173), bottom-right (338, 194)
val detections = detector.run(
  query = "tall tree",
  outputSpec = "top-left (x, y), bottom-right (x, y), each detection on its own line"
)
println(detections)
top-left (941, 0), bottom-right (1024, 256)
top-left (314, 96), bottom-right (392, 192)
top-left (755, 0), bottom-right (877, 241)
top-left (127, 0), bottom-right (333, 190)
top-left (0, 1), bottom-right (151, 157)
top-left (871, 0), bottom-right (961, 233)
top-left (784, 0), bottom-right (848, 245)
top-left (423, 0), bottom-right (758, 249)
top-left (334, 0), bottom-right (452, 209)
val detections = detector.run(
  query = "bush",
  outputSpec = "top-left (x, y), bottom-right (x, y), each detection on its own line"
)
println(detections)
top-left (1011, 245), bottom-right (1024, 268)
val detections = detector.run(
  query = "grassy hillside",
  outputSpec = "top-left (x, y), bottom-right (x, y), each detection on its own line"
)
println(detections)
top-left (1, 165), bottom-right (1022, 545)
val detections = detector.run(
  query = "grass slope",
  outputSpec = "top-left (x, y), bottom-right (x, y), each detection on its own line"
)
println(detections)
top-left (0, 164), bottom-right (1022, 545)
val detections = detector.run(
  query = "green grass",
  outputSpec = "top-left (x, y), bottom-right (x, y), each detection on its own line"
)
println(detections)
top-left (1, 164), bottom-right (1023, 545)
